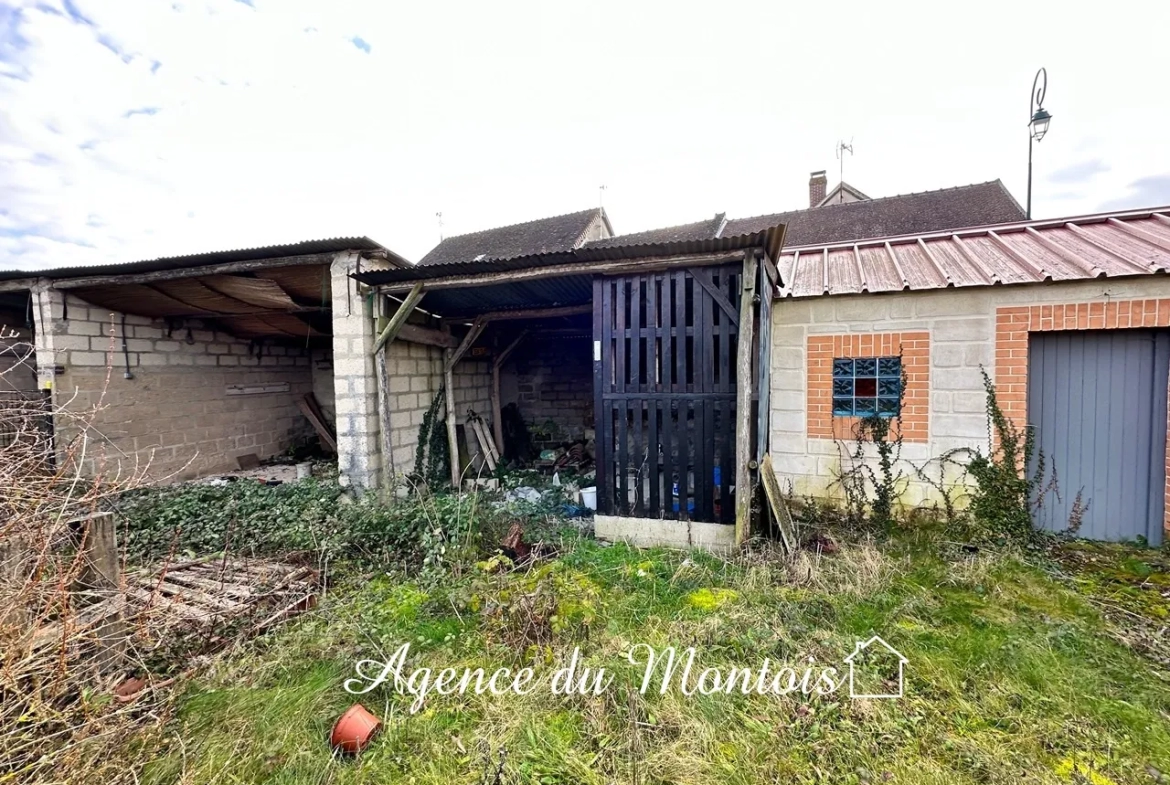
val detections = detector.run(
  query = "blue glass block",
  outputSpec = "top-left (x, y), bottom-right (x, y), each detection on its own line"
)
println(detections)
top-left (878, 357), bottom-right (901, 376)
top-left (833, 378), bottom-right (853, 396)
top-left (878, 377), bottom-right (901, 397)
top-left (855, 397), bottom-right (877, 416)
top-left (854, 358), bottom-right (877, 376)
top-left (878, 397), bottom-right (900, 415)
top-left (832, 398), bottom-right (853, 416)
top-left (833, 358), bottom-right (854, 377)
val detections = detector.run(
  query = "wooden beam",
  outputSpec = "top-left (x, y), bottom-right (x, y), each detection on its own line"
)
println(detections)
top-left (761, 253), bottom-right (780, 289)
top-left (491, 330), bottom-right (530, 450)
top-left (397, 322), bottom-right (458, 348)
top-left (447, 316), bottom-right (488, 371)
top-left (441, 303), bottom-right (592, 325)
top-left (375, 251), bottom-right (748, 295)
top-left (371, 282), bottom-right (424, 355)
top-left (686, 268), bottom-right (738, 324)
top-left (734, 250), bottom-right (758, 547)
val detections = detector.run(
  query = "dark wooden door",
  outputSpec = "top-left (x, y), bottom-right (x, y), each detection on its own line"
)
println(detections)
top-left (593, 266), bottom-right (741, 522)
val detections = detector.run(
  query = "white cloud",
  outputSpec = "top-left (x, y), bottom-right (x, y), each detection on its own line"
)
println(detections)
top-left (1, 0), bottom-right (1169, 271)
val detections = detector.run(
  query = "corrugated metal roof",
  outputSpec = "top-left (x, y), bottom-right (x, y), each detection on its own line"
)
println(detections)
top-left (356, 225), bottom-right (784, 318)
top-left (355, 225), bottom-right (786, 287)
top-left (778, 208), bottom-right (1170, 298)
top-left (0, 236), bottom-right (398, 282)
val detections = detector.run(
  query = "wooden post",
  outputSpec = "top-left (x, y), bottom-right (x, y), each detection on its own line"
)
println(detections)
top-left (72, 512), bottom-right (127, 673)
top-left (491, 330), bottom-right (529, 453)
top-left (444, 343), bottom-right (460, 488)
top-left (734, 251), bottom-right (758, 547)
top-left (376, 347), bottom-right (394, 493)
top-left (371, 282), bottom-right (425, 356)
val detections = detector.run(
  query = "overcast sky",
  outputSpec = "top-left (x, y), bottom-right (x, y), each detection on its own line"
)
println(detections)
top-left (2, 0), bottom-right (1169, 271)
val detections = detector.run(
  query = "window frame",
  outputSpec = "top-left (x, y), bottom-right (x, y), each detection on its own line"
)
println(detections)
top-left (831, 355), bottom-right (902, 418)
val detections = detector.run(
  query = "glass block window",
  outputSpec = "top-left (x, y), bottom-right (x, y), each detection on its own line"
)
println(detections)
top-left (832, 356), bottom-right (902, 417)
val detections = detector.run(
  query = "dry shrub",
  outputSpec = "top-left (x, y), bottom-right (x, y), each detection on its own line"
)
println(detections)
top-left (0, 340), bottom-right (171, 784)
top-left (787, 537), bottom-right (894, 598)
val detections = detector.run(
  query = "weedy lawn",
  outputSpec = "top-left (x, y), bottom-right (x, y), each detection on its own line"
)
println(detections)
top-left (135, 528), bottom-right (1170, 785)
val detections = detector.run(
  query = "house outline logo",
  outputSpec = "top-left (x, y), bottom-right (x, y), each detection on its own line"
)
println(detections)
top-left (843, 635), bottom-right (907, 699)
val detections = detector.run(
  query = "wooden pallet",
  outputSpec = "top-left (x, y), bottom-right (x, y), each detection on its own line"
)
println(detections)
top-left (28, 558), bottom-right (320, 654)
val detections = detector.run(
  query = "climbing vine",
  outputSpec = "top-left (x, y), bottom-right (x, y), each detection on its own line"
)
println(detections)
top-left (414, 386), bottom-right (451, 492)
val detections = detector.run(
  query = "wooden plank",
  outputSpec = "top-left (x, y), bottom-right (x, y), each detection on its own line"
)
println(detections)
top-left (630, 276), bottom-right (641, 394)
top-left (594, 278), bottom-right (609, 515)
top-left (617, 399), bottom-right (629, 515)
top-left (662, 274), bottom-right (673, 391)
top-left (629, 276), bottom-right (643, 516)
top-left (760, 454), bottom-right (797, 554)
top-left (376, 347), bottom-right (394, 482)
top-left (648, 397), bottom-right (660, 516)
top-left (693, 275), bottom-right (709, 521)
top-left (470, 418), bottom-right (497, 471)
top-left (298, 396), bottom-right (337, 452)
top-left (687, 267), bottom-right (739, 325)
top-left (674, 270), bottom-right (687, 394)
top-left (615, 279), bottom-right (626, 393)
top-left (398, 323), bottom-right (458, 349)
top-left (371, 282), bottom-right (425, 355)
top-left (632, 397), bottom-right (643, 516)
top-left (734, 251), bottom-right (758, 546)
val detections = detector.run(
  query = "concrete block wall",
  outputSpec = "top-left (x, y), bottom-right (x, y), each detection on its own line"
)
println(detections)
top-left (330, 253), bottom-right (385, 490)
top-left (500, 335), bottom-right (592, 442)
top-left (769, 277), bottom-right (1170, 507)
top-left (383, 340), bottom-right (443, 479)
top-left (452, 357), bottom-right (492, 464)
top-left (310, 347), bottom-right (336, 424)
top-left (31, 288), bottom-right (314, 481)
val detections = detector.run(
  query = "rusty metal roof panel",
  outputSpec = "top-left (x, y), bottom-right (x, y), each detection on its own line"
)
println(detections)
top-left (778, 208), bottom-right (1170, 298)
top-left (858, 245), bottom-right (902, 293)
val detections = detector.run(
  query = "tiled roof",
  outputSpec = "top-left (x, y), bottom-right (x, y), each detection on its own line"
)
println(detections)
top-left (726, 180), bottom-right (1025, 247)
top-left (586, 213), bottom-right (726, 248)
top-left (416, 208), bottom-right (608, 267)
top-left (777, 207), bottom-right (1170, 298)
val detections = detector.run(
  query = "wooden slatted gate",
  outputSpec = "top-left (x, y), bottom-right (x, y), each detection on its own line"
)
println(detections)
top-left (593, 266), bottom-right (741, 522)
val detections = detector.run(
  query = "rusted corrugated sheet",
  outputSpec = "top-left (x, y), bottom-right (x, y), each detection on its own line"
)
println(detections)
top-left (777, 209), bottom-right (1170, 298)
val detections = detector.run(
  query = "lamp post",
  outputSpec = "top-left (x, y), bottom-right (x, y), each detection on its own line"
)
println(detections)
top-left (1027, 67), bottom-right (1052, 220)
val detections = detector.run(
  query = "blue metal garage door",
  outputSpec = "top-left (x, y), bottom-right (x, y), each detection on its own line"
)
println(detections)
top-left (1027, 330), bottom-right (1168, 545)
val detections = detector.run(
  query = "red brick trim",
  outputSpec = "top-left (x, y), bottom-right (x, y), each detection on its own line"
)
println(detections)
top-left (995, 299), bottom-right (1170, 533)
top-left (807, 332), bottom-right (930, 443)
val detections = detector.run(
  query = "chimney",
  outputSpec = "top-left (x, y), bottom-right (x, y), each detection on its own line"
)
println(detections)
top-left (809, 170), bottom-right (827, 207)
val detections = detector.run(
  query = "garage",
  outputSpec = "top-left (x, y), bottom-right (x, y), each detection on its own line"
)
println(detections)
top-left (1028, 329), bottom-right (1169, 545)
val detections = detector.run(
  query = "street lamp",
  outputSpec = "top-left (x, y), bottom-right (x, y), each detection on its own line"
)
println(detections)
top-left (1027, 67), bottom-right (1052, 219)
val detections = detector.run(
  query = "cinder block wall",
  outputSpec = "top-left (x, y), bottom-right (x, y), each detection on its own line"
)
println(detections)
top-left (383, 340), bottom-right (443, 479)
top-left (499, 335), bottom-right (592, 442)
top-left (33, 290), bottom-right (314, 481)
top-left (769, 277), bottom-right (1170, 508)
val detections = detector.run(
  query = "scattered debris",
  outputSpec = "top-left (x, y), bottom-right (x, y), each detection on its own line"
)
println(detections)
top-left (505, 486), bottom-right (542, 504)
top-left (501, 522), bottom-right (531, 562)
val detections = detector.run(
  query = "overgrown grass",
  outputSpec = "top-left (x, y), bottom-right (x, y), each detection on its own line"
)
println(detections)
top-left (133, 531), bottom-right (1170, 785)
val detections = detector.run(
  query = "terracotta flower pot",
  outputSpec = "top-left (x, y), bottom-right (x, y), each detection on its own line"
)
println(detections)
top-left (330, 704), bottom-right (382, 754)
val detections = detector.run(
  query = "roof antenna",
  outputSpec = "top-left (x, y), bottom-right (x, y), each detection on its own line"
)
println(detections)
top-left (435, 211), bottom-right (444, 242)
top-left (599, 184), bottom-right (607, 209)
top-left (836, 139), bottom-right (854, 199)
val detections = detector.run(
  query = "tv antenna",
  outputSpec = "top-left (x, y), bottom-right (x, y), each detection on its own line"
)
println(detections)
top-left (836, 138), bottom-right (854, 189)
top-left (599, 184), bottom-right (607, 209)
top-left (435, 211), bottom-right (444, 242)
